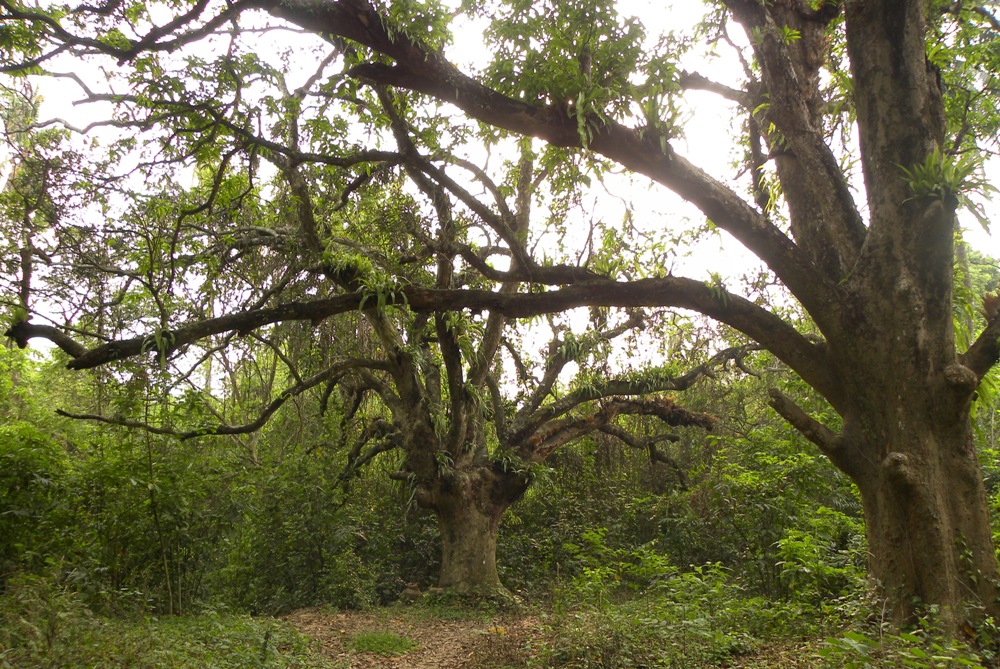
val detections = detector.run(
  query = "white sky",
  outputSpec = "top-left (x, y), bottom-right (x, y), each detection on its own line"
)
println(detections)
top-left (12, 0), bottom-right (999, 314)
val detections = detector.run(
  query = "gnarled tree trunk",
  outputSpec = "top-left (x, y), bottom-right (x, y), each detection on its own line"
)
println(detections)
top-left (863, 448), bottom-right (996, 626)
top-left (421, 465), bottom-right (528, 595)
top-left (826, 226), bottom-right (1000, 624)
top-left (846, 408), bottom-right (997, 625)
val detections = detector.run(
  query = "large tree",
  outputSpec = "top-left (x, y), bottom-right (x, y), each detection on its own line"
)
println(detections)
top-left (0, 74), bottom-right (728, 596)
top-left (3, 0), bottom-right (1000, 625)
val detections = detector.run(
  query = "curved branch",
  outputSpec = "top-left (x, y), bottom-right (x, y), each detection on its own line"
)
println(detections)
top-left (56, 358), bottom-right (389, 439)
top-left (960, 314), bottom-right (1000, 381)
top-left (259, 0), bottom-right (836, 316)
top-left (336, 418), bottom-right (397, 481)
top-left (513, 310), bottom-right (646, 429)
top-left (6, 321), bottom-right (87, 358)
top-left (7, 293), bottom-right (372, 369)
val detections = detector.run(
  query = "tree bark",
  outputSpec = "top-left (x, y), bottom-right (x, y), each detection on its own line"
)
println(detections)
top-left (831, 212), bottom-right (1000, 625)
top-left (847, 413), bottom-right (997, 626)
top-left (421, 465), bottom-right (528, 595)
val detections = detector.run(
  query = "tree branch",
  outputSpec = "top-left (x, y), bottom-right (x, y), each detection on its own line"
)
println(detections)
top-left (513, 310), bottom-right (646, 429)
top-left (519, 396), bottom-right (714, 461)
top-left (960, 314), bottom-right (1000, 381)
top-left (56, 358), bottom-right (389, 438)
top-left (678, 71), bottom-right (752, 106)
top-left (766, 388), bottom-right (851, 474)
top-left (598, 423), bottom-right (688, 490)
top-left (5, 321), bottom-right (87, 358)
top-left (259, 0), bottom-right (836, 316)
top-left (511, 344), bottom-right (756, 446)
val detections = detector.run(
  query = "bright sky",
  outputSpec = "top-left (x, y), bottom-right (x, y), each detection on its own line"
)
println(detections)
top-left (14, 0), bottom-right (999, 303)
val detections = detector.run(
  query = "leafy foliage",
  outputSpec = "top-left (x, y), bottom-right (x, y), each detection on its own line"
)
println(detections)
top-left (899, 148), bottom-right (997, 229)
top-left (0, 573), bottom-right (334, 669)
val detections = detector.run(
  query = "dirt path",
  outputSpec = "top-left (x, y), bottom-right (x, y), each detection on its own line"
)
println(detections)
top-left (285, 607), bottom-right (538, 669)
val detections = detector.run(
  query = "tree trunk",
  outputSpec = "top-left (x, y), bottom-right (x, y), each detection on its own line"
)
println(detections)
top-left (852, 419), bottom-right (998, 626)
top-left (437, 495), bottom-right (504, 593)
top-left (831, 256), bottom-right (1000, 626)
top-left (424, 465), bottom-right (527, 595)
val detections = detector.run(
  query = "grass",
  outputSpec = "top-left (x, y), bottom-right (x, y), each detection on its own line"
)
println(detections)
top-left (2, 573), bottom-right (995, 668)
top-left (348, 629), bottom-right (419, 655)
top-left (0, 574), bottom-right (335, 669)
top-left (0, 612), bottom-right (337, 669)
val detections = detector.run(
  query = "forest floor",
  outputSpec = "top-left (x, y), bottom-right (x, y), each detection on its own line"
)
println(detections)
top-left (283, 606), bottom-right (822, 669)
top-left (285, 606), bottom-right (539, 668)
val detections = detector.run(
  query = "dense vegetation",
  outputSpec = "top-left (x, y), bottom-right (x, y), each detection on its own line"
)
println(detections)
top-left (3, 314), bottom-right (1000, 666)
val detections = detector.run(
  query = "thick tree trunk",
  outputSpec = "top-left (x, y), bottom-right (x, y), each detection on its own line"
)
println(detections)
top-left (423, 465), bottom-right (528, 595)
top-left (831, 260), bottom-right (1000, 626)
top-left (853, 421), bottom-right (998, 626)
top-left (436, 495), bottom-right (504, 593)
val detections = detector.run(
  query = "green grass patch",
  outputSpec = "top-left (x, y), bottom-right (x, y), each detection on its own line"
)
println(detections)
top-left (0, 613), bottom-right (336, 669)
top-left (349, 629), bottom-right (418, 655)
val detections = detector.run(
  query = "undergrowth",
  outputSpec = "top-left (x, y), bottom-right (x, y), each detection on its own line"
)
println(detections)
top-left (521, 536), bottom-right (996, 669)
top-left (3, 567), bottom-right (998, 668)
top-left (0, 573), bottom-right (334, 669)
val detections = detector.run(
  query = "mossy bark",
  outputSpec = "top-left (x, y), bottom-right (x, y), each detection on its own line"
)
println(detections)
top-left (424, 465), bottom-right (527, 596)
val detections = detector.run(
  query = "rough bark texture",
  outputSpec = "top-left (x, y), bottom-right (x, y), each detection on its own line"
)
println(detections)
top-left (829, 254), bottom-right (1000, 624)
top-left (421, 466), bottom-right (528, 595)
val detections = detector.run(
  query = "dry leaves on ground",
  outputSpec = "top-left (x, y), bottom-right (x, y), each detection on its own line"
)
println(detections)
top-left (285, 607), bottom-right (538, 669)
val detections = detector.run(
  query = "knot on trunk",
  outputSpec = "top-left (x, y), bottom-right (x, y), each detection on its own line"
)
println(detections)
top-left (882, 452), bottom-right (917, 489)
top-left (943, 363), bottom-right (978, 393)
top-left (943, 364), bottom-right (979, 415)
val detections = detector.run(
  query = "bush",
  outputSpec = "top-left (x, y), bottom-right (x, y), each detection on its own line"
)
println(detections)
top-left (0, 423), bottom-right (69, 587)
top-left (536, 562), bottom-right (763, 668)
top-left (0, 571), bottom-right (333, 668)
top-left (819, 628), bottom-right (992, 668)
top-left (776, 506), bottom-right (866, 605)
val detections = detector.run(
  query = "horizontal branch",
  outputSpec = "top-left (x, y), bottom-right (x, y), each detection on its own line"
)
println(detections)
top-left (678, 71), bottom-right (752, 106)
top-left (56, 358), bottom-right (390, 438)
top-left (6, 276), bottom-right (834, 398)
